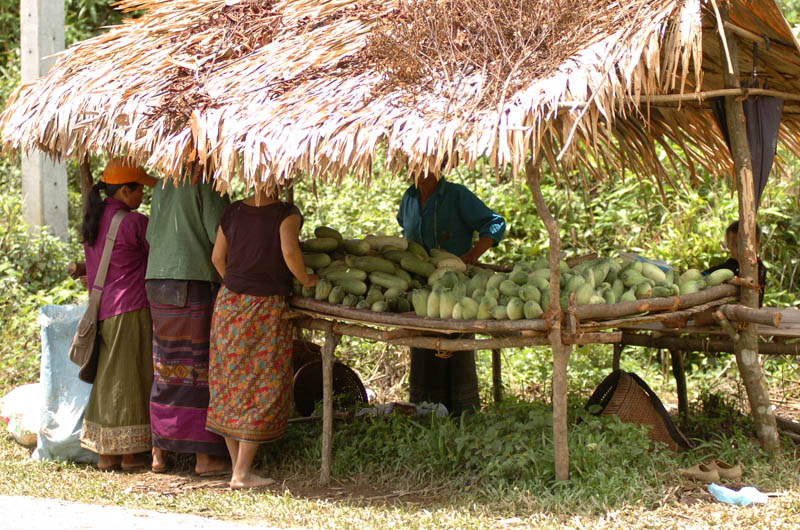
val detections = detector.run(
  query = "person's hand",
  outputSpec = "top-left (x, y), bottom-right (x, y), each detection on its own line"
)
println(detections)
top-left (302, 274), bottom-right (320, 288)
top-left (460, 248), bottom-right (481, 265)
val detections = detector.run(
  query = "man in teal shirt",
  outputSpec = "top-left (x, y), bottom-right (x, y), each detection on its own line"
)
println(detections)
top-left (397, 169), bottom-right (506, 415)
top-left (397, 174), bottom-right (505, 263)
top-left (145, 173), bottom-right (230, 475)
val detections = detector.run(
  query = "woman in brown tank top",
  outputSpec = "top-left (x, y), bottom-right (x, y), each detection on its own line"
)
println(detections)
top-left (206, 186), bottom-right (318, 490)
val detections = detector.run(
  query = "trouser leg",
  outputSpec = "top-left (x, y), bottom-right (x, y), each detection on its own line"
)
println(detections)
top-left (449, 350), bottom-right (480, 416)
top-left (409, 347), bottom-right (451, 411)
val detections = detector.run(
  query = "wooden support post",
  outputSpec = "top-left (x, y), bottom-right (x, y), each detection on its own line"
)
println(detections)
top-left (319, 322), bottom-right (339, 486)
top-left (670, 350), bottom-right (689, 420)
top-left (718, 7), bottom-right (780, 453)
top-left (525, 160), bottom-right (571, 481)
top-left (612, 343), bottom-right (622, 371)
top-left (492, 349), bottom-right (502, 403)
top-left (79, 157), bottom-right (93, 215)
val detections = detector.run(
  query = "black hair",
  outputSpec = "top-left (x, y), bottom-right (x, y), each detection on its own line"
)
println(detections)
top-left (81, 181), bottom-right (141, 246)
top-left (726, 220), bottom-right (762, 243)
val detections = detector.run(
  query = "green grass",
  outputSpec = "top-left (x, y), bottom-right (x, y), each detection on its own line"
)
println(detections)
top-left (2, 344), bottom-right (799, 529)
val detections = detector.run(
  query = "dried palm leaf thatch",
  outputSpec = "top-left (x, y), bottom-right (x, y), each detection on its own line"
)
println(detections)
top-left (2, 0), bottom-right (800, 193)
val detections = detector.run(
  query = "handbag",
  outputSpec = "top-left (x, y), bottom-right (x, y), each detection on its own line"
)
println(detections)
top-left (69, 210), bottom-right (128, 383)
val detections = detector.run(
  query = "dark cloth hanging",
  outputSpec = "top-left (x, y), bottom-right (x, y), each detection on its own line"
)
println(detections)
top-left (711, 80), bottom-right (784, 210)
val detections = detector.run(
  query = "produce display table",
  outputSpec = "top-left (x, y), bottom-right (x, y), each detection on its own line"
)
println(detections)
top-left (286, 283), bottom-right (741, 484)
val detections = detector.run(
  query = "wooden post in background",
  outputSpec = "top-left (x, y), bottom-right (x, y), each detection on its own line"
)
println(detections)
top-left (718, 7), bottom-right (780, 453)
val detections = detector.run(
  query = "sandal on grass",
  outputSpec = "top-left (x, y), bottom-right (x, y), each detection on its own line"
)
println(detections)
top-left (707, 460), bottom-right (742, 481)
top-left (678, 463), bottom-right (719, 482)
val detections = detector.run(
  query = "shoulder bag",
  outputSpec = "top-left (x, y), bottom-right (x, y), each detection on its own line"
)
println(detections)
top-left (69, 210), bottom-right (128, 383)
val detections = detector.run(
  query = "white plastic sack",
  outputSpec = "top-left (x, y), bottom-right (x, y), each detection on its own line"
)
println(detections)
top-left (34, 305), bottom-right (97, 463)
top-left (0, 383), bottom-right (42, 447)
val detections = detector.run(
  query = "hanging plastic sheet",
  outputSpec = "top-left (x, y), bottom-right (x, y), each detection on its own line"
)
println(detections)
top-left (711, 79), bottom-right (784, 211)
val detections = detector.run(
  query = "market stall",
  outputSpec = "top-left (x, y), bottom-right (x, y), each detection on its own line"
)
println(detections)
top-left (5, 0), bottom-right (800, 483)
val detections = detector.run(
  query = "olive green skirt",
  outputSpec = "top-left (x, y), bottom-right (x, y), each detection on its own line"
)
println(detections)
top-left (80, 308), bottom-right (153, 455)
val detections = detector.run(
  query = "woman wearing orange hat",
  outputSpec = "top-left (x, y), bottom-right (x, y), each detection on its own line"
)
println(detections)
top-left (79, 158), bottom-right (157, 471)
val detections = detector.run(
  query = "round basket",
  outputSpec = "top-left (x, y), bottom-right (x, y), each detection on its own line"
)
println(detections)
top-left (293, 360), bottom-right (368, 417)
top-left (292, 339), bottom-right (321, 375)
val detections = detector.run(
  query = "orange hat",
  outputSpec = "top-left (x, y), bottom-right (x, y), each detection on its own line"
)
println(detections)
top-left (101, 158), bottom-right (158, 187)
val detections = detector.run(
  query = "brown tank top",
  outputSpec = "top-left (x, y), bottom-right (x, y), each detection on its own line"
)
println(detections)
top-left (220, 200), bottom-right (302, 297)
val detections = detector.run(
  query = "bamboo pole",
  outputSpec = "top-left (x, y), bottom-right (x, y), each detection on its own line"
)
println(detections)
top-left (718, 7), bottom-right (780, 454)
top-left (720, 304), bottom-right (783, 328)
top-left (712, 310), bottom-right (740, 342)
top-left (319, 323), bottom-right (338, 486)
top-left (524, 159), bottom-right (571, 482)
top-left (557, 88), bottom-right (800, 110)
top-left (290, 297), bottom-right (551, 332)
top-left (575, 284), bottom-right (736, 320)
top-left (621, 332), bottom-right (800, 356)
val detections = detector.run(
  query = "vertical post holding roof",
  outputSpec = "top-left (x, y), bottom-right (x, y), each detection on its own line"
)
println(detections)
top-left (20, 0), bottom-right (67, 240)
top-left (525, 159), bottom-right (571, 481)
top-left (718, 5), bottom-right (779, 454)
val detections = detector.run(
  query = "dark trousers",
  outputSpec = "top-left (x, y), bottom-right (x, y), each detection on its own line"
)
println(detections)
top-left (409, 347), bottom-right (480, 416)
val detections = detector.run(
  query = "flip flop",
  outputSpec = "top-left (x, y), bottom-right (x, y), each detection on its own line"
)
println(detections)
top-left (151, 463), bottom-right (169, 474)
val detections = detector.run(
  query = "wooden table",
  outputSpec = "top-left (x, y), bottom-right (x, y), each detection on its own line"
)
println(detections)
top-left (286, 284), bottom-right (744, 485)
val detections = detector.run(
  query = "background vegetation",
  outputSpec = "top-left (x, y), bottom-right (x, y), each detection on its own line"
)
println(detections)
top-left (0, 2), bottom-right (799, 528)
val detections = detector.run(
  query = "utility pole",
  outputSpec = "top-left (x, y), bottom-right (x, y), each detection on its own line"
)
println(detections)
top-left (20, 0), bottom-right (68, 241)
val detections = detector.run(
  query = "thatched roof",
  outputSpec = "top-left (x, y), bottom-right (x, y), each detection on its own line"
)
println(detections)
top-left (3, 0), bottom-right (800, 192)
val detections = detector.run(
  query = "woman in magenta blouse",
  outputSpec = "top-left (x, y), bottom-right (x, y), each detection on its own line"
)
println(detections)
top-left (80, 158), bottom-right (157, 471)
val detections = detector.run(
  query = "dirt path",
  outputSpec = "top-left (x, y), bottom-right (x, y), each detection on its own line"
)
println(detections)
top-left (0, 495), bottom-right (304, 530)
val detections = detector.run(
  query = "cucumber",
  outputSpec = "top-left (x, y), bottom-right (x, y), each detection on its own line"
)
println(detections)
top-left (327, 286), bottom-right (345, 304)
top-left (304, 237), bottom-right (339, 253)
top-left (314, 226), bottom-right (344, 244)
top-left (369, 271), bottom-right (409, 291)
top-left (400, 256), bottom-right (436, 278)
top-left (314, 279), bottom-right (333, 300)
top-left (303, 253), bottom-right (332, 269)
top-left (323, 267), bottom-right (368, 282)
top-left (407, 240), bottom-right (428, 258)
top-left (343, 239), bottom-right (371, 256)
top-left (335, 279), bottom-right (368, 296)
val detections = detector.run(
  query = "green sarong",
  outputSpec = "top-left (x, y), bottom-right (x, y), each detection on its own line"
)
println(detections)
top-left (80, 308), bottom-right (153, 455)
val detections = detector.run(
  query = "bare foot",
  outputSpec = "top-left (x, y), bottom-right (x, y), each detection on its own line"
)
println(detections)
top-left (152, 447), bottom-right (168, 473)
top-left (229, 473), bottom-right (275, 490)
top-left (97, 454), bottom-right (122, 471)
top-left (195, 454), bottom-right (231, 476)
top-left (121, 453), bottom-right (149, 471)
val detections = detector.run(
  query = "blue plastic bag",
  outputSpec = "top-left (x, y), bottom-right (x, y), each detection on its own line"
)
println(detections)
top-left (708, 482), bottom-right (768, 506)
top-left (34, 305), bottom-right (97, 463)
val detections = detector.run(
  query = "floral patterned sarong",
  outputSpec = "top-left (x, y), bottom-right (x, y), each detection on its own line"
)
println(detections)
top-left (206, 286), bottom-right (293, 442)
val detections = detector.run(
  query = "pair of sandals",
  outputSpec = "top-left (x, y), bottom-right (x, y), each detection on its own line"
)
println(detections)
top-left (678, 459), bottom-right (742, 482)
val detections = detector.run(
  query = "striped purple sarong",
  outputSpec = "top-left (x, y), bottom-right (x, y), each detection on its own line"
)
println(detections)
top-left (148, 280), bottom-right (227, 456)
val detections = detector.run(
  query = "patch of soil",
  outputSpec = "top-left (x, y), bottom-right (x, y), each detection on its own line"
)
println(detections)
top-left (111, 466), bottom-right (443, 507)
